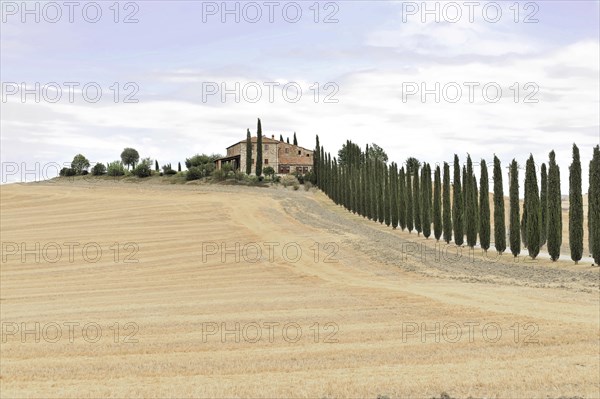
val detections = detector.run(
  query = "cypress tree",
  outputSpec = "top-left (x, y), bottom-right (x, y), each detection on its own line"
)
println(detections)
top-left (569, 144), bottom-right (583, 264)
top-left (462, 165), bottom-right (468, 225)
top-left (246, 129), bottom-right (253, 175)
top-left (547, 150), bottom-right (562, 261)
top-left (521, 207), bottom-right (528, 249)
top-left (433, 165), bottom-right (442, 241)
top-left (525, 155), bottom-right (540, 259)
top-left (540, 163), bottom-right (548, 247)
top-left (465, 155), bottom-right (477, 248)
top-left (314, 135), bottom-right (320, 186)
top-left (155, 160), bottom-right (159, 172)
top-left (378, 161), bottom-right (385, 224)
top-left (414, 166), bottom-right (422, 235)
top-left (493, 156), bottom-right (506, 254)
top-left (370, 158), bottom-right (377, 221)
top-left (509, 160), bottom-right (521, 257)
top-left (293, 132), bottom-right (298, 146)
top-left (479, 160), bottom-right (490, 252)
top-left (384, 163), bottom-right (391, 227)
top-left (406, 165), bottom-right (414, 233)
top-left (589, 145), bottom-right (600, 265)
top-left (178, 162), bottom-right (181, 172)
top-left (255, 119), bottom-right (263, 177)
top-left (287, 137), bottom-right (290, 144)
top-left (362, 151), bottom-right (368, 218)
top-left (422, 164), bottom-right (432, 238)
top-left (442, 162), bottom-right (452, 243)
top-left (280, 134), bottom-right (284, 142)
top-left (452, 156), bottom-right (464, 246)
top-left (391, 163), bottom-right (399, 229)
top-left (399, 167), bottom-right (407, 230)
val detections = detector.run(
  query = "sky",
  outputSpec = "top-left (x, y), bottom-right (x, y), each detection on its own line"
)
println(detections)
top-left (1, 0), bottom-right (599, 193)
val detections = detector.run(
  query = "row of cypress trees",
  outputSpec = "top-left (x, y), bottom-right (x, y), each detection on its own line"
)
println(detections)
top-left (313, 137), bottom-right (600, 265)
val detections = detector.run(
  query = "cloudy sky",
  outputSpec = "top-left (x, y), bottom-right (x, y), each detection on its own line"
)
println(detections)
top-left (1, 0), bottom-right (599, 192)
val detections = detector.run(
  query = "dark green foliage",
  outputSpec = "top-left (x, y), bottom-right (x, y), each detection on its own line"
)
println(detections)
top-left (413, 166), bottom-right (421, 235)
top-left (178, 162), bottom-right (182, 172)
top-left (384, 164), bottom-right (391, 226)
top-left (493, 156), bottom-right (506, 254)
top-left (525, 155), bottom-right (540, 259)
top-left (391, 163), bottom-right (399, 229)
top-left (540, 163), bottom-right (548, 246)
top-left (280, 134), bottom-right (284, 142)
top-left (120, 148), bottom-right (139, 170)
top-left (406, 166), bottom-right (414, 233)
top-left (155, 160), bottom-right (159, 172)
top-left (163, 163), bottom-right (177, 175)
top-left (293, 132), bottom-right (298, 146)
top-left (246, 129), bottom-right (252, 175)
top-left (405, 157), bottom-right (421, 175)
top-left (132, 159), bottom-right (153, 178)
top-left (422, 164), bottom-right (431, 238)
top-left (589, 146), bottom-right (600, 265)
top-left (442, 162), bottom-right (452, 243)
top-left (479, 160), bottom-right (490, 252)
top-left (186, 167), bottom-right (203, 181)
top-left (263, 166), bottom-right (275, 180)
top-left (60, 167), bottom-right (76, 177)
top-left (465, 155), bottom-right (477, 248)
top-left (547, 151), bottom-right (562, 261)
top-left (92, 163), bottom-right (106, 176)
top-left (287, 137), bottom-right (290, 144)
top-left (521, 208), bottom-right (528, 249)
top-left (256, 119), bottom-right (263, 177)
top-left (433, 165), bottom-right (442, 241)
top-left (107, 161), bottom-right (126, 177)
top-left (71, 154), bottom-right (90, 175)
top-left (366, 144), bottom-right (388, 163)
top-left (509, 160), bottom-right (521, 257)
top-left (378, 161), bottom-right (385, 224)
top-left (399, 167), bottom-right (407, 230)
top-left (569, 144), bottom-right (583, 263)
top-left (452, 155), bottom-right (464, 246)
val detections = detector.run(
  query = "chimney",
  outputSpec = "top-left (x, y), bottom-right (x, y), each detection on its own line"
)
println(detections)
top-left (271, 135), bottom-right (274, 139)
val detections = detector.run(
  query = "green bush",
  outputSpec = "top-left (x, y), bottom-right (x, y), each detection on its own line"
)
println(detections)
top-left (162, 164), bottom-right (177, 175)
top-left (133, 162), bottom-right (152, 178)
top-left (281, 175), bottom-right (299, 188)
top-left (304, 181), bottom-right (312, 191)
top-left (91, 163), bottom-right (106, 176)
top-left (293, 183), bottom-right (300, 191)
top-left (263, 166), bottom-right (275, 180)
top-left (186, 167), bottom-right (203, 181)
top-left (59, 167), bottom-right (76, 177)
top-left (107, 161), bottom-right (126, 176)
top-left (212, 169), bottom-right (227, 181)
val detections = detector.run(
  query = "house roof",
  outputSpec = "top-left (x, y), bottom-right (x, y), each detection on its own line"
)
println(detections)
top-left (227, 136), bottom-right (313, 153)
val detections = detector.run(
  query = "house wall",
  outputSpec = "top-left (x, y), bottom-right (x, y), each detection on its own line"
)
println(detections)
top-left (225, 138), bottom-right (314, 175)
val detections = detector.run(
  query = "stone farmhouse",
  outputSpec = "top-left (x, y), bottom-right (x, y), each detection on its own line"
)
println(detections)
top-left (215, 135), bottom-right (313, 175)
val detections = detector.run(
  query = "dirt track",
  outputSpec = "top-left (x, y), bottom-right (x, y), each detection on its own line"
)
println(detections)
top-left (1, 181), bottom-right (598, 398)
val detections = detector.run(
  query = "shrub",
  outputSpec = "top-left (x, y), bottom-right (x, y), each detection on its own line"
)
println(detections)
top-left (91, 163), bottom-right (106, 176)
top-left (162, 164), bottom-right (177, 175)
top-left (71, 154), bottom-right (90, 175)
top-left (81, 170), bottom-right (89, 175)
top-left (133, 162), bottom-right (152, 178)
top-left (60, 167), bottom-right (76, 177)
top-left (263, 166), bottom-right (275, 180)
top-left (304, 181), bottom-right (312, 191)
top-left (212, 169), bottom-right (227, 181)
top-left (186, 167), bottom-right (203, 181)
top-left (234, 171), bottom-right (245, 181)
top-left (281, 175), bottom-right (299, 188)
top-left (107, 161), bottom-right (126, 176)
top-left (293, 183), bottom-right (300, 191)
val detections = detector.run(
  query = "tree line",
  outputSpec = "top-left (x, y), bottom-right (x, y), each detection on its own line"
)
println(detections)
top-left (313, 137), bottom-right (600, 265)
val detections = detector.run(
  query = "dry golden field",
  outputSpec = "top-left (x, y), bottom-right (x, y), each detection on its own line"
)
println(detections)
top-left (1, 180), bottom-right (599, 398)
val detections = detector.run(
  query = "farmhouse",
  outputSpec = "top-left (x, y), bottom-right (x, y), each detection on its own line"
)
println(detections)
top-left (215, 135), bottom-right (314, 175)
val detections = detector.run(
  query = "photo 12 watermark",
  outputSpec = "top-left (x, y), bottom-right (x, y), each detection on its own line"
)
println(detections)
top-left (200, 321), bottom-right (339, 344)
top-left (1, 321), bottom-right (139, 344)
top-left (400, 1), bottom-right (539, 24)
top-left (401, 321), bottom-right (539, 344)
top-left (401, 82), bottom-right (539, 104)
top-left (201, 241), bottom-right (339, 264)
top-left (200, 1), bottom-right (339, 24)
top-left (1, 1), bottom-right (140, 23)
top-left (2, 82), bottom-right (140, 104)
top-left (201, 81), bottom-right (339, 104)
top-left (1, 241), bottom-right (140, 264)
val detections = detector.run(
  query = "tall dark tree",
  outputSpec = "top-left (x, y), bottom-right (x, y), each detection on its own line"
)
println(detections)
top-left (569, 144), bottom-right (583, 264)
top-left (525, 155), bottom-right (540, 259)
top-left (465, 155), bottom-right (478, 248)
top-left (405, 157), bottom-right (421, 175)
top-left (589, 145), bottom-right (600, 265)
top-left (509, 160), bottom-right (521, 257)
top-left (293, 132), bottom-right (298, 146)
top-left (399, 167), bottom-right (407, 230)
top-left (256, 120), bottom-right (263, 176)
top-left (540, 163), bottom-right (548, 247)
top-left (492, 156), bottom-right (506, 254)
top-left (547, 151), bottom-right (562, 261)
top-left (155, 160), bottom-right (159, 172)
top-left (452, 156), bottom-right (464, 246)
top-left (433, 165), bottom-right (442, 241)
top-left (287, 137), bottom-right (290, 144)
top-left (422, 164), bottom-right (431, 238)
top-left (414, 166), bottom-right (422, 236)
top-left (406, 166), bottom-right (414, 233)
top-left (378, 161), bottom-right (385, 224)
top-left (442, 162), bottom-right (452, 243)
top-left (391, 163), bottom-right (399, 229)
top-left (479, 160), bottom-right (490, 252)
top-left (178, 162), bottom-right (182, 172)
top-left (384, 164), bottom-right (391, 227)
top-left (314, 135), bottom-right (320, 186)
top-left (280, 134), bottom-right (284, 142)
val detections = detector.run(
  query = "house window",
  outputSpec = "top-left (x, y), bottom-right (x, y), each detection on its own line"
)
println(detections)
top-left (252, 158), bottom-right (255, 164)
top-left (265, 145), bottom-right (269, 150)
top-left (298, 150), bottom-right (301, 155)
top-left (306, 154), bottom-right (310, 157)
top-left (285, 148), bottom-right (289, 154)
top-left (265, 159), bottom-right (269, 164)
